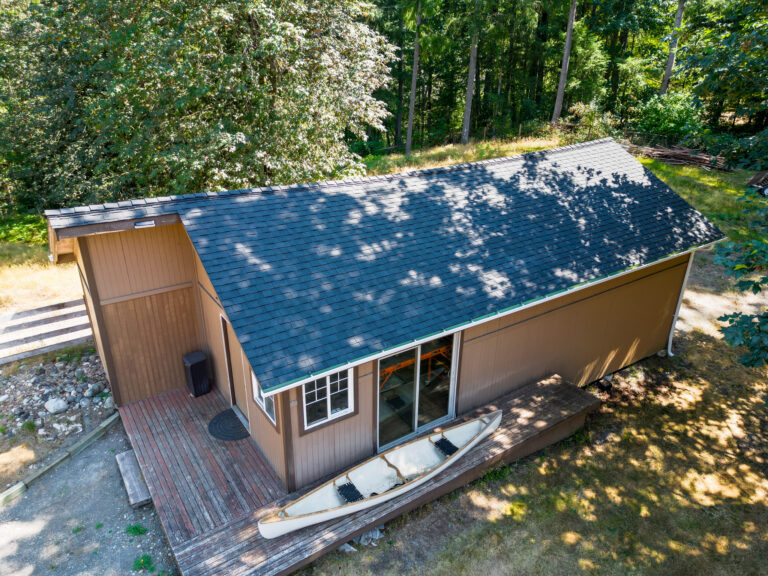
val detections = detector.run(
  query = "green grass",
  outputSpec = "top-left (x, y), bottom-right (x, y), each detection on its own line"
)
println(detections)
top-left (0, 212), bottom-right (48, 265)
top-left (21, 421), bottom-right (36, 433)
top-left (362, 136), bottom-right (560, 176)
top-left (126, 523), bottom-right (148, 537)
top-left (132, 554), bottom-right (155, 573)
top-left (71, 525), bottom-right (85, 535)
top-left (638, 159), bottom-right (754, 237)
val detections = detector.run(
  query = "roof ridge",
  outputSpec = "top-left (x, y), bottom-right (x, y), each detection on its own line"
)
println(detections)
top-left (44, 137), bottom-right (617, 217)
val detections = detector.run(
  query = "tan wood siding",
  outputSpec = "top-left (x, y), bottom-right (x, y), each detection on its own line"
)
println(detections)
top-left (101, 287), bottom-right (201, 404)
top-left (230, 330), bottom-right (287, 485)
top-left (197, 285), bottom-right (230, 398)
top-left (288, 361), bottom-right (376, 489)
top-left (457, 255), bottom-right (690, 412)
top-left (86, 224), bottom-right (194, 302)
top-left (74, 239), bottom-right (108, 383)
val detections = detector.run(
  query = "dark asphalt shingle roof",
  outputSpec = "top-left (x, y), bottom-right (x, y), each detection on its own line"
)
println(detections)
top-left (47, 138), bottom-right (724, 393)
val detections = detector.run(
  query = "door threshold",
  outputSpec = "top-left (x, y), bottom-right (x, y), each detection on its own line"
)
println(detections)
top-left (232, 406), bottom-right (250, 431)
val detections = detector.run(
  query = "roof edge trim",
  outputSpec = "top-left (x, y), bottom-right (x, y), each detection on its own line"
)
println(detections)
top-left (261, 237), bottom-right (722, 397)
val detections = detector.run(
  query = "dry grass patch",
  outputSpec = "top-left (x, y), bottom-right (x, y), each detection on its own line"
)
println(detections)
top-left (0, 257), bottom-right (81, 315)
top-left (363, 136), bottom-right (561, 176)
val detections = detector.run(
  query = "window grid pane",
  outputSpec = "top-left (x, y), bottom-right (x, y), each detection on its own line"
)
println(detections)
top-left (304, 371), bottom-right (350, 427)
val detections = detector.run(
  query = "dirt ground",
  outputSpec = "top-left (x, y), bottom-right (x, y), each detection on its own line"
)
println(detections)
top-left (0, 424), bottom-right (176, 576)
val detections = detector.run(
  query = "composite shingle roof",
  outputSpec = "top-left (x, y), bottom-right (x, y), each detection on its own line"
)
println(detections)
top-left (47, 138), bottom-right (724, 393)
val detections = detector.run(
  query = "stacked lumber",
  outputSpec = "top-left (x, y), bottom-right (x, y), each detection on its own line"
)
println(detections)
top-left (627, 144), bottom-right (729, 171)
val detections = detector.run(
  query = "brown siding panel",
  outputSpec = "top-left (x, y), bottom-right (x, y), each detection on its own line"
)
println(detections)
top-left (87, 224), bottom-right (194, 301)
top-left (457, 256), bottom-right (689, 412)
top-left (289, 361), bottom-right (376, 489)
top-left (102, 287), bottom-right (200, 404)
top-left (231, 333), bottom-right (287, 486)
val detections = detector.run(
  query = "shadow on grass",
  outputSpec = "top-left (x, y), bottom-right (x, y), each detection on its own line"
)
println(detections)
top-left (310, 332), bottom-right (767, 576)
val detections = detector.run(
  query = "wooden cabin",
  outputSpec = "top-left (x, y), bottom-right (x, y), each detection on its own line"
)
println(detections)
top-left (46, 139), bottom-right (723, 492)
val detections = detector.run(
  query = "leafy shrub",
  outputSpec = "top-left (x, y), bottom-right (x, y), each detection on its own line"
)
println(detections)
top-left (0, 213), bottom-right (47, 245)
top-left (561, 101), bottom-right (620, 143)
top-left (715, 188), bottom-right (768, 367)
top-left (694, 128), bottom-right (768, 171)
top-left (632, 93), bottom-right (703, 139)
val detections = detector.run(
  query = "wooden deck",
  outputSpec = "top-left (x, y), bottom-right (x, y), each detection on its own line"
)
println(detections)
top-left (120, 388), bottom-right (286, 546)
top-left (120, 376), bottom-right (599, 576)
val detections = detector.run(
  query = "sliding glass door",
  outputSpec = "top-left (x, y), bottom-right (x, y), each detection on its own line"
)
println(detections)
top-left (377, 334), bottom-right (458, 450)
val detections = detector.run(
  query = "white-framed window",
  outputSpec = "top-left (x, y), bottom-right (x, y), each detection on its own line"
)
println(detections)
top-left (303, 369), bottom-right (354, 429)
top-left (251, 372), bottom-right (276, 424)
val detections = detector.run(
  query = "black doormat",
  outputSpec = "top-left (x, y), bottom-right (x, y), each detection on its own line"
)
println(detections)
top-left (208, 409), bottom-right (249, 441)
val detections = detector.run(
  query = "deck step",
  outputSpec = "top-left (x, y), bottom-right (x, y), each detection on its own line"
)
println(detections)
top-left (116, 450), bottom-right (152, 509)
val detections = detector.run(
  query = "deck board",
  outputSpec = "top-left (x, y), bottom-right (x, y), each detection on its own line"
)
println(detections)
top-left (120, 376), bottom-right (599, 575)
top-left (120, 387), bottom-right (286, 547)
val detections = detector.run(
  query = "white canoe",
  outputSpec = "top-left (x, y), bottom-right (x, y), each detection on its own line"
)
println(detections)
top-left (258, 410), bottom-right (502, 539)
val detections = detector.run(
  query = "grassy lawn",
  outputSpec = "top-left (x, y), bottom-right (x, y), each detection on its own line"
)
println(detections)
top-left (301, 141), bottom-right (767, 575)
top-left (0, 213), bottom-right (81, 314)
top-left (363, 136), bottom-right (561, 176)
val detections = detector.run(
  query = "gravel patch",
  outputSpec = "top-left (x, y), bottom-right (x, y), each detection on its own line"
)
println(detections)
top-left (0, 423), bottom-right (176, 575)
top-left (0, 349), bottom-right (117, 490)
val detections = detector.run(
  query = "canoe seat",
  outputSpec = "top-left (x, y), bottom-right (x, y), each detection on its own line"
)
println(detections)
top-left (336, 481), bottom-right (365, 503)
top-left (434, 437), bottom-right (459, 457)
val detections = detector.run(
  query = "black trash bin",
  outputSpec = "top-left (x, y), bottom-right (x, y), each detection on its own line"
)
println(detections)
top-left (183, 351), bottom-right (210, 397)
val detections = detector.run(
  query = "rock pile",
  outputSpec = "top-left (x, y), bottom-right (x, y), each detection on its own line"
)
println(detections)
top-left (0, 352), bottom-right (116, 441)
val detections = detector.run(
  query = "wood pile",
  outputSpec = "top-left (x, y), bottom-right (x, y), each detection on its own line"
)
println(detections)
top-left (626, 143), bottom-right (729, 171)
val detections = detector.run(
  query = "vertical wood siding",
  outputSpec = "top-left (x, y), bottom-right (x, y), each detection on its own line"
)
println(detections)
top-left (86, 224), bottom-right (194, 301)
top-left (74, 239), bottom-right (108, 381)
top-left (197, 285), bottom-right (230, 399)
top-left (457, 255), bottom-right (690, 413)
top-left (288, 361), bottom-right (376, 489)
top-left (80, 224), bottom-right (201, 404)
top-left (226, 315), bottom-right (287, 485)
top-left (101, 287), bottom-right (200, 403)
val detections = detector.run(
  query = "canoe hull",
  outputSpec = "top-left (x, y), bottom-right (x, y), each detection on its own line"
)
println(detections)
top-left (258, 410), bottom-right (502, 539)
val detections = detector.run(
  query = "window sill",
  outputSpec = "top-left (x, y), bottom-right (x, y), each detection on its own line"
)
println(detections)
top-left (298, 407), bottom-right (357, 437)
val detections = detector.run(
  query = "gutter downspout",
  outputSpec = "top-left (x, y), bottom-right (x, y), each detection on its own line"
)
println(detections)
top-left (666, 251), bottom-right (695, 357)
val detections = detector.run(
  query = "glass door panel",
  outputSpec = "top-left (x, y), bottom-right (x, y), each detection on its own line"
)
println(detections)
top-left (378, 348), bottom-right (417, 447)
top-left (417, 335), bottom-right (453, 428)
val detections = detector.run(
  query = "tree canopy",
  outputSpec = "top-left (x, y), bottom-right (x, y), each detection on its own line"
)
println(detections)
top-left (0, 0), bottom-right (394, 209)
top-left (0, 0), bottom-right (766, 209)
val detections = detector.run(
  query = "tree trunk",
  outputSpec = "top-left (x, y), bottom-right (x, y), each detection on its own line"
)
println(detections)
top-left (395, 19), bottom-right (405, 146)
top-left (551, 0), bottom-right (577, 124)
top-left (405, 0), bottom-right (421, 156)
top-left (660, 0), bottom-right (685, 95)
top-left (532, 5), bottom-right (549, 109)
top-left (461, 0), bottom-right (480, 145)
